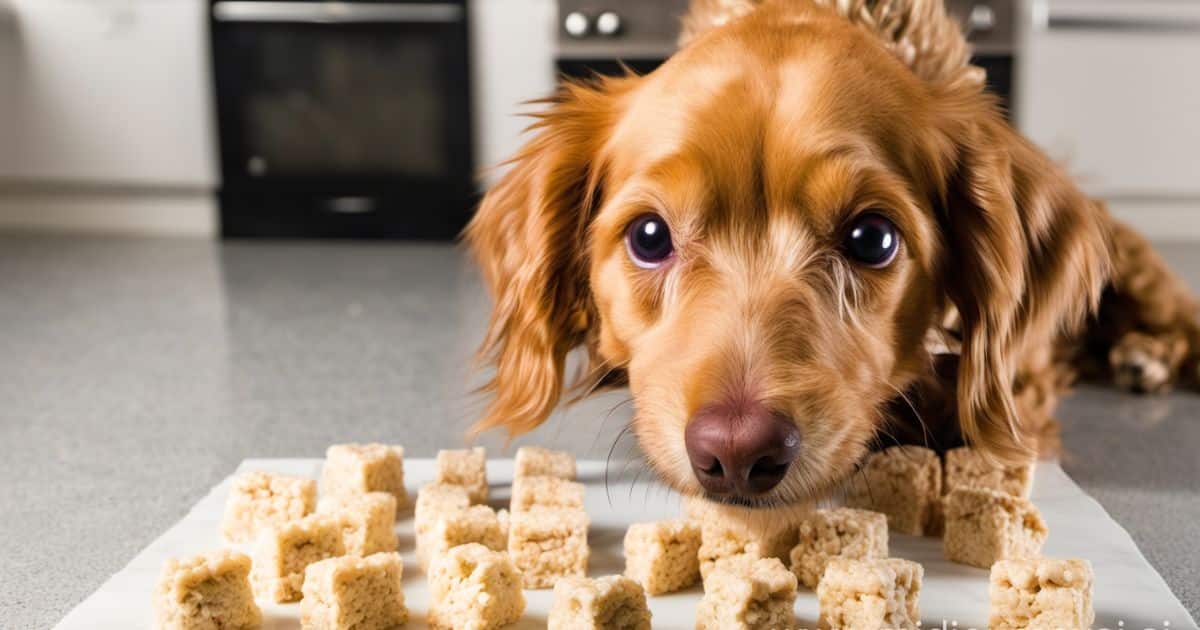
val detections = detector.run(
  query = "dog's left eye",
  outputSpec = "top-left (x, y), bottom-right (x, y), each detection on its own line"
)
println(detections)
top-left (844, 213), bottom-right (900, 268)
top-left (626, 213), bottom-right (674, 268)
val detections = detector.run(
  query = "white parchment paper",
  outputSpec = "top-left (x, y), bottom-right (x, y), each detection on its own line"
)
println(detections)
top-left (56, 458), bottom-right (1197, 629)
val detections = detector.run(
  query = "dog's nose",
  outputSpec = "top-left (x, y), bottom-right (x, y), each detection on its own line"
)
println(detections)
top-left (684, 403), bottom-right (801, 497)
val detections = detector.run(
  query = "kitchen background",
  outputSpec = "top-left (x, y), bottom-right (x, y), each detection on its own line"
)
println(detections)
top-left (0, 0), bottom-right (1197, 238)
top-left (1, 0), bottom-right (1199, 628)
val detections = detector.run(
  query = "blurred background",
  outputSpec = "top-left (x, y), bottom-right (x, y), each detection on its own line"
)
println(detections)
top-left (0, 0), bottom-right (1196, 238)
top-left (1, 0), bottom-right (1199, 626)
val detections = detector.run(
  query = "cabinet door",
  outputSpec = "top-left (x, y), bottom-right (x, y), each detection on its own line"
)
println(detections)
top-left (1018, 0), bottom-right (1200, 198)
top-left (0, 0), bottom-right (216, 187)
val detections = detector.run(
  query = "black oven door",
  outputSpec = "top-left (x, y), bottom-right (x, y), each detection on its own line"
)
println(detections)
top-left (212, 1), bottom-right (473, 239)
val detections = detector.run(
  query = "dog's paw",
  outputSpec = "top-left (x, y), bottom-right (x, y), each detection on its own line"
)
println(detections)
top-left (1110, 332), bottom-right (1174, 394)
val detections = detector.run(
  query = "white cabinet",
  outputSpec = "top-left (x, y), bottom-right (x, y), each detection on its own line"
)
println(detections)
top-left (0, 0), bottom-right (216, 188)
top-left (469, 0), bottom-right (557, 186)
top-left (1018, 0), bottom-right (1200, 199)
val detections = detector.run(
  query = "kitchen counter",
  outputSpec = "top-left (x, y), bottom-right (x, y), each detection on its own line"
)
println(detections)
top-left (1, 235), bottom-right (1197, 628)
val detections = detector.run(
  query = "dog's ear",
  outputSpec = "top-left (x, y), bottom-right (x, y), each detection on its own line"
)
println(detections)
top-left (938, 110), bottom-right (1111, 461)
top-left (465, 79), bottom-right (626, 439)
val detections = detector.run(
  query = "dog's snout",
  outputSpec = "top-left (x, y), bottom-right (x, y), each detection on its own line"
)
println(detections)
top-left (684, 402), bottom-right (801, 498)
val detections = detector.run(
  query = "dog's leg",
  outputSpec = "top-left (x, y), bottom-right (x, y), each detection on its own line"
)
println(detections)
top-left (1089, 219), bottom-right (1200, 394)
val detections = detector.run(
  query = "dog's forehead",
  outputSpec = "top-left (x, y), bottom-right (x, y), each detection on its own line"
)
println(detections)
top-left (602, 46), bottom-right (921, 238)
top-left (606, 28), bottom-right (924, 171)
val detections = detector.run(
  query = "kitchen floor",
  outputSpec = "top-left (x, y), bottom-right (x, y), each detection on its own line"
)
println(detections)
top-left (1, 234), bottom-right (1197, 628)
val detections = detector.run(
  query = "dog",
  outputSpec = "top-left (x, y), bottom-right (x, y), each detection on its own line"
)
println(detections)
top-left (465, 0), bottom-right (1200, 514)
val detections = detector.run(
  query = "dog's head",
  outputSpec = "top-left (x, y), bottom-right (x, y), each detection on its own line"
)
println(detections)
top-left (467, 0), bottom-right (1109, 509)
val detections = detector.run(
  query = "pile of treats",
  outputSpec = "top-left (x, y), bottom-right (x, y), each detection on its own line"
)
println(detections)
top-left (153, 443), bottom-right (1094, 629)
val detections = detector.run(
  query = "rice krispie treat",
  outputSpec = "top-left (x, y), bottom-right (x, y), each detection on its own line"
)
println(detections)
top-left (817, 558), bottom-right (923, 630)
top-left (548, 575), bottom-right (652, 630)
top-left (686, 499), bottom-right (797, 580)
top-left (252, 514), bottom-right (347, 603)
top-left (220, 471), bottom-right (317, 543)
top-left (321, 443), bottom-right (409, 509)
top-left (989, 558), bottom-right (1094, 630)
top-left (945, 446), bottom-right (1035, 498)
top-left (415, 482), bottom-right (472, 542)
top-left (789, 508), bottom-right (888, 590)
top-left (623, 519), bottom-right (702, 595)
top-left (845, 445), bottom-right (942, 536)
top-left (510, 474), bottom-right (586, 513)
top-left (428, 543), bottom-right (526, 630)
top-left (420, 504), bottom-right (509, 568)
top-left (317, 491), bottom-right (398, 556)
top-left (436, 446), bottom-right (489, 503)
top-left (695, 557), bottom-right (798, 630)
top-left (508, 508), bottom-right (590, 588)
top-left (154, 550), bottom-right (261, 630)
top-left (943, 487), bottom-right (1048, 569)
top-left (514, 446), bottom-right (576, 479)
top-left (300, 552), bottom-right (407, 630)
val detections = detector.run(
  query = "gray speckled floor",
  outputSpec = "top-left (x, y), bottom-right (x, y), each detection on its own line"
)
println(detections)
top-left (1, 235), bottom-right (1197, 629)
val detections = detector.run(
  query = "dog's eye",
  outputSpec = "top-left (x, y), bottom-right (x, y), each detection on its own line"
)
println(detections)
top-left (844, 213), bottom-right (900, 268)
top-left (626, 213), bottom-right (674, 268)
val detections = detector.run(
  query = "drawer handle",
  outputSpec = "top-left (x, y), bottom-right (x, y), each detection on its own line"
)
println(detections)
top-left (325, 197), bottom-right (378, 215)
top-left (213, 2), bottom-right (463, 25)
top-left (1045, 14), bottom-right (1200, 33)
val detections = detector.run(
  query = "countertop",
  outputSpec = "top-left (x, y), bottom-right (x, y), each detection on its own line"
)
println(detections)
top-left (1, 235), bottom-right (1197, 628)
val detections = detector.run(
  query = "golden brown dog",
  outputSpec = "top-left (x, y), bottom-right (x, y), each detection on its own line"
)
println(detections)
top-left (466, 0), bottom-right (1200, 512)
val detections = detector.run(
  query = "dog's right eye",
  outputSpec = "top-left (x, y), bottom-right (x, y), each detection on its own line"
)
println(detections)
top-left (625, 213), bottom-right (674, 268)
top-left (844, 212), bottom-right (900, 268)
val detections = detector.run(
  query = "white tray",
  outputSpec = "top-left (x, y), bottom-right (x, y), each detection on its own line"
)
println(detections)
top-left (56, 458), bottom-right (1197, 629)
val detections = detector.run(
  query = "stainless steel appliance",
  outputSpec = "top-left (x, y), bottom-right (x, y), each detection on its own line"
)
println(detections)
top-left (555, 0), bottom-right (1017, 114)
top-left (211, 0), bottom-right (474, 239)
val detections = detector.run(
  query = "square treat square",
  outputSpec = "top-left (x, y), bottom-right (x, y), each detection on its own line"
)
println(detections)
top-left (154, 550), bottom-right (261, 630)
top-left (321, 443), bottom-right (409, 509)
top-left (695, 557), bottom-right (798, 630)
top-left (817, 558), bottom-right (923, 630)
top-left (514, 446), bottom-right (576, 479)
top-left (549, 575), bottom-right (652, 630)
top-left (686, 499), bottom-right (797, 580)
top-left (945, 447), bottom-right (1035, 498)
top-left (623, 519), bottom-right (702, 595)
top-left (252, 514), bottom-right (346, 602)
top-left (845, 445), bottom-right (941, 536)
top-left (428, 543), bottom-right (526, 630)
top-left (301, 552), bottom-right (407, 630)
top-left (944, 487), bottom-right (1048, 569)
top-left (420, 504), bottom-right (509, 569)
top-left (435, 446), bottom-right (489, 503)
top-left (508, 508), bottom-right (590, 588)
top-left (317, 491), bottom-right (398, 556)
top-left (510, 475), bottom-right (586, 513)
top-left (990, 558), bottom-right (1094, 630)
top-left (415, 482), bottom-right (472, 542)
top-left (220, 471), bottom-right (316, 543)
top-left (789, 508), bottom-right (888, 590)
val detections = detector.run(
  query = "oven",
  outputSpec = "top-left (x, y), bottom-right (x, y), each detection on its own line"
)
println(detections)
top-left (211, 0), bottom-right (474, 239)
top-left (554, 0), bottom-right (1017, 117)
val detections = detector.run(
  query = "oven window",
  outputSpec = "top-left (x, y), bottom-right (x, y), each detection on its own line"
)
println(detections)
top-left (225, 25), bottom-right (451, 179)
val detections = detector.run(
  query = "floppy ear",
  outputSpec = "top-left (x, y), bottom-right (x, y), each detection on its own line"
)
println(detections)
top-left (464, 80), bottom-right (626, 438)
top-left (939, 111), bottom-right (1111, 461)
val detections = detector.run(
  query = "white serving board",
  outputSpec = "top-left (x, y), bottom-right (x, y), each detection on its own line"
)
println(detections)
top-left (57, 459), bottom-right (1197, 629)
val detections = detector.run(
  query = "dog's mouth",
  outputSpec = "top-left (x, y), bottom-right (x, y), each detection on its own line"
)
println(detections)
top-left (700, 492), bottom-right (789, 510)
